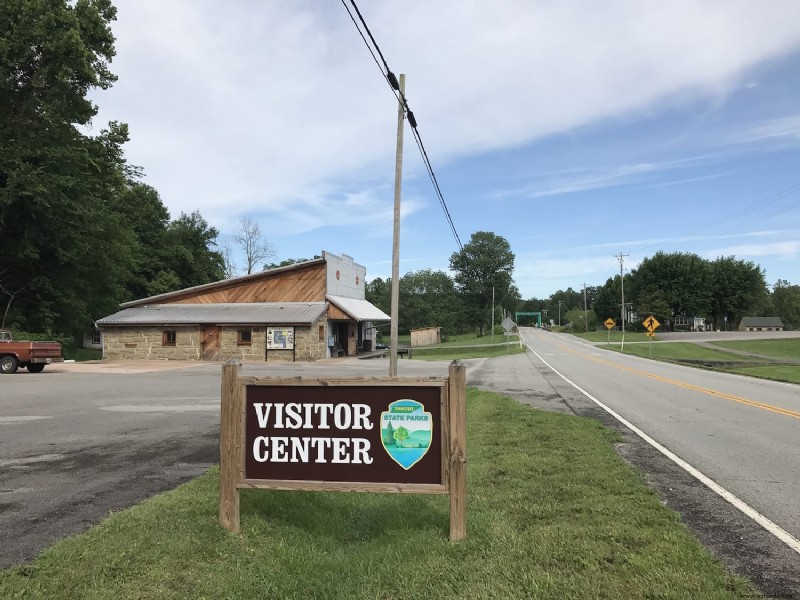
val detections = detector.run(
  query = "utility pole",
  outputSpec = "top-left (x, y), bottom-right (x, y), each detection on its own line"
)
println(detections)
top-left (389, 74), bottom-right (406, 377)
top-left (491, 286), bottom-right (495, 343)
top-left (583, 282), bottom-right (588, 333)
top-left (615, 253), bottom-right (629, 350)
top-left (557, 300), bottom-right (562, 326)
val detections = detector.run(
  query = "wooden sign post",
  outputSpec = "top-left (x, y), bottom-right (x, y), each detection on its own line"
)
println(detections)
top-left (219, 360), bottom-right (467, 540)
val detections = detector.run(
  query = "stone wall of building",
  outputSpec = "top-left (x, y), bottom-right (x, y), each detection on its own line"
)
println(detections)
top-left (219, 327), bottom-right (266, 362)
top-left (103, 319), bottom-right (331, 362)
top-left (103, 327), bottom-right (202, 360)
top-left (265, 318), bottom-right (329, 362)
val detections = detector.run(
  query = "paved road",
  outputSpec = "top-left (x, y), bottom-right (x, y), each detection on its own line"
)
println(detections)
top-left (471, 328), bottom-right (800, 594)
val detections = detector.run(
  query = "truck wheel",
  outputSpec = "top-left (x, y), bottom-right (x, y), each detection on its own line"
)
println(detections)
top-left (27, 363), bottom-right (45, 373)
top-left (0, 356), bottom-right (19, 374)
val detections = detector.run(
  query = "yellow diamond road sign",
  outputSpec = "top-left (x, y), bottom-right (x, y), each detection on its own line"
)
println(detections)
top-left (643, 315), bottom-right (661, 332)
top-left (604, 318), bottom-right (615, 330)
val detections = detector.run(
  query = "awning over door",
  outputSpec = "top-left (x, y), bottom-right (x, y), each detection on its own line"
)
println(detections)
top-left (326, 295), bottom-right (390, 322)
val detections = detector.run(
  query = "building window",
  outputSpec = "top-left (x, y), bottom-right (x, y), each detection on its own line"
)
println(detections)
top-left (91, 331), bottom-right (101, 345)
top-left (163, 330), bottom-right (176, 346)
top-left (319, 325), bottom-right (325, 341)
top-left (238, 329), bottom-right (252, 346)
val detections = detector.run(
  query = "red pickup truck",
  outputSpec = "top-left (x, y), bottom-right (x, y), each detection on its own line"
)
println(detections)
top-left (0, 330), bottom-right (64, 374)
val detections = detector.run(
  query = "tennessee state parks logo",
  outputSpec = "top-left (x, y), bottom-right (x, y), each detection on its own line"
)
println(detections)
top-left (380, 399), bottom-right (433, 470)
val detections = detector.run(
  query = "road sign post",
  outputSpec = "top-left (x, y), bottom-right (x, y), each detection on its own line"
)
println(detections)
top-left (604, 318), bottom-right (615, 345)
top-left (643, 315), bottom-right (660, 357)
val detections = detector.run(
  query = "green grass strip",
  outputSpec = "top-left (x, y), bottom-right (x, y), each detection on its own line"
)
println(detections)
top-left (709, 338), bottom-right (800, 361)
top-left (603, 342), bottom-right (749, 362)
top-left (0, 390), bottom-right (754, 599)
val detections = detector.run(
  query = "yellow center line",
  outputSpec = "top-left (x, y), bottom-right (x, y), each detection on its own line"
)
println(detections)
top-left (548, 338), bottom-right (800, 421)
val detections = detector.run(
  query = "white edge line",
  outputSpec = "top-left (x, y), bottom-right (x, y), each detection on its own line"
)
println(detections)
top-left (526, 343), bottom-right (800, 556)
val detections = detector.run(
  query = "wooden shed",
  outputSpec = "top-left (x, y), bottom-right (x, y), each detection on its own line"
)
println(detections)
top-left (410, 326), bottom-right (441, 347)
top-left (97, 252), bottom-right (389, 362)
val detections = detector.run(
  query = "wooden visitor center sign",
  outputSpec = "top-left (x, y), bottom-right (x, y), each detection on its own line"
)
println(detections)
top-left (219, 361), bottom-right (467, 540)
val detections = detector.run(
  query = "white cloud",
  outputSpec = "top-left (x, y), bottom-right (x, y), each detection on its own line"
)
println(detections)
top-left (706, 240), bottom-right (800, 259)
top-left (91, 1), bottom-right (800, 239)
top-left (731, 114), bottom-right (800, 145)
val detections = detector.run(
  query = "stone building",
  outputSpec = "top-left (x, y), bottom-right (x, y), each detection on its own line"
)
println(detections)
top-left (738, 317), bottom-right (784, 332)
top-left (96, 252), bottom-right (389, 362)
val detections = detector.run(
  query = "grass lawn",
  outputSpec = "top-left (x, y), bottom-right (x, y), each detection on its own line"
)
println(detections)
top-left (723, 365), bottom-right (800, 385)
top-left (708, 338), bottom-right (800, 360)
top-left (572, 331), bottom-right (659, 343)
top-left (598, 339), bottom-right (800, 384)
top-left (603, 342), bottom-right (748, 362)
top-left (0, 389), bottom-right (754, 599)
top-left (413, 343), bottom-right (526, 361)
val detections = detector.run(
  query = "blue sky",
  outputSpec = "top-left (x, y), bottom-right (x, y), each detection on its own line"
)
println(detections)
top-left (91, 1), bottom-right (800, 300)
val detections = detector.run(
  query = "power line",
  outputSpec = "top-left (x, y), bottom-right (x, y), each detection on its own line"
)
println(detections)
top-left (635, 181), bottom-right (800, 256)
top-left (341, 0), bottom-right (463, 250)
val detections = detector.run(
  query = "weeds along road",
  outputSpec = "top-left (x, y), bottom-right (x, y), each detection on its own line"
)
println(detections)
top-left (503, 327), bottom-right (800, 591)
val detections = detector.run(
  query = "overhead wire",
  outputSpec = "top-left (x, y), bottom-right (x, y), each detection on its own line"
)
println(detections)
top-left (632, 181), bottom-right (800, 256)
top-left (341, 0), bottom-right (463, 250)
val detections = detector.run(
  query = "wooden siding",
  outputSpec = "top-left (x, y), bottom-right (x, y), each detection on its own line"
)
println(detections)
top-left (162, 263), bottom-right (326, 305)
top-left (327, 304), bottom-right (350, 320)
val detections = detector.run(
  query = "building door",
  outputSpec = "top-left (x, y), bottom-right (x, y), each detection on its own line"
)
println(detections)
top-left (201, 326), bottom-right (220, 361)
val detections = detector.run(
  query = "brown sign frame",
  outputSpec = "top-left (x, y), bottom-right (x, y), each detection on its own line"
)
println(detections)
top-left (219, 361), bottom-right (467, 540)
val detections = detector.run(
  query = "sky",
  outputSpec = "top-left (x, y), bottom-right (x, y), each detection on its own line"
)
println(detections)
top-left (90, 1), bottom-right (800, 300)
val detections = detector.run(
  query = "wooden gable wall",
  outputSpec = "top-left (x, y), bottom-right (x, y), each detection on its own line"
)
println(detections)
top-left (162, 262), bottom-right (327, 305)
top-left (326, 304), bottom-right (350, 320)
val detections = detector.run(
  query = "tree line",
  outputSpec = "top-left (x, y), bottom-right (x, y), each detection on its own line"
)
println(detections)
top-left (0, 1), bottom-right (227, 334)
top-left (370, 247), bottom-right (800, 336)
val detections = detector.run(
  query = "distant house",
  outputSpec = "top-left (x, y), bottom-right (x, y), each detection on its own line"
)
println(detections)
top-left (738, 317), bottom-right (784, 332)
top-left (410, 327), bottom-right (441, 347)
top-left (96, 252), bottom-right (389, 362)
top-left (673, 316), bottom-right (707, 332)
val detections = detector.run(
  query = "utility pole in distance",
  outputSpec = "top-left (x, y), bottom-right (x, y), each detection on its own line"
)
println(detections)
top-left (557, 300), bottom-right (562, 326)
top-left (615, 253), bottom-right (629, 351)
top-left (389, 74), bottom-right (406, 377)
top-left (583, 282), bottom-right (588, 332)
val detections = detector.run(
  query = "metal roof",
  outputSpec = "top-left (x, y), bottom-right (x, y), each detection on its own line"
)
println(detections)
top-left (326, 295), bottom-right (390, 322)
top-left (97, 303), bottom-right (328, 326)
top-left (740, 317), bottom-right (784, 327)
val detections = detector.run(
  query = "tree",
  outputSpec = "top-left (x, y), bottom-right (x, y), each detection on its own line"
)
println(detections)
top-left (399, 270), bottom-right (466, 335)
top-left (366, 277), bottom-right (391, 316)
top-left (708, 257), bottom-right (768, 328)
top-left (264, 257), bottom-right (320, 271)
top-left (634, 285), bottom-right (673, 325)
top-left (382, 421), bottom-right (395, 446)
top-left (111, 182), bottom-right (173, 299)
top-left (163, 212), bottom-right (226, 289)
top-left (564, 308), bottom-right (597, 332)
top-left (450, 232), bottom-right (516, 335)
top-left (629, 252), bottom-right (712, 320)
top-left (0, 0), bottom-right (142, 333)
top-left (772, 280), bottom-right (800, 329)
top-left (232, 216), bottom-right (276, 274)
top-left (393, 426), bottom-right (410, 448)
top-left (593, 277), bottom-right (621, 322)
